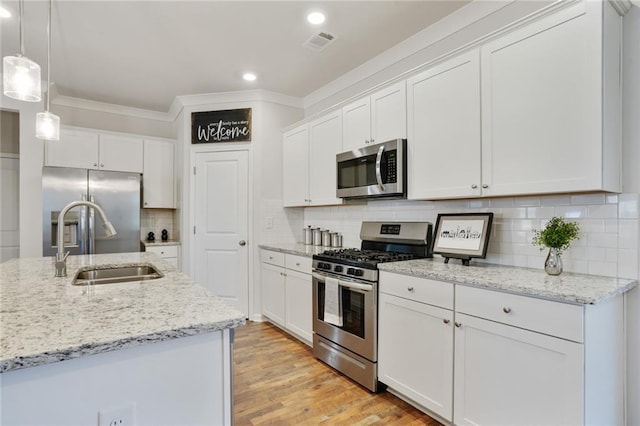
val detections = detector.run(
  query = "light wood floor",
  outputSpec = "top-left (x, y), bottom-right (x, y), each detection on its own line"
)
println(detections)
top-left (233, 321), bottom-right (442, 425)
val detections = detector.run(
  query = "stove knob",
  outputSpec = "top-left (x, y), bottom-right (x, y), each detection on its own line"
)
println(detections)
top-left (322, 263), bottom-right (331, 270)
top-left (347, 268), bottom-right (355, 275)
top-left (355, 269), bottom-right (364, 277)
top-left (334, 265), bottom-right (343, 273)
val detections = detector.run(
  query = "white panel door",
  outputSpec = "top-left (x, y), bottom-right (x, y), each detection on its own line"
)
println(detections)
top-left (308, 110), bottom-right (343, 206)
top-left (194, 150), bottom-right (249, 315)
top-left (45, 128), bottom-right (99, 169)
top-left (453, 313), bottom-right (583, 426)
top-left (99, 134), bottom-right (144, 173)
top-left (371, 81), bottom-right (407, 144)
top-left (143, 138), bottom-right (175, 208)
top-left (0, 157), bottom-right (20, 262)
top-left (342, 96), bottom-right (371, 151)
top-left (284, 269), bottom-right (312, 343)
top-left (282, 124), bottom-right (309, 207)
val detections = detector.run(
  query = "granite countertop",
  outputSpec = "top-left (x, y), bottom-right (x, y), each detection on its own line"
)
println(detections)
top-left (379, 258), bottom-right (638, 305)
top-left (0, 252), bottom-right (245, 373)
top-left (259, 243), bottom-right (338, 257)
top-left (141, 240), bottom-right (181, 247)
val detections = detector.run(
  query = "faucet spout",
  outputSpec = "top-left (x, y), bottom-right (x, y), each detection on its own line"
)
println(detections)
top-left (55, 200), bottom-right (117, 277)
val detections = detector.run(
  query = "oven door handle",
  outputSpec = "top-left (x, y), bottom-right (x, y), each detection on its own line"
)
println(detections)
top-left (375, 145), bottom-right (385, 190)
top-left (312, 272), bottom-right (373, 292)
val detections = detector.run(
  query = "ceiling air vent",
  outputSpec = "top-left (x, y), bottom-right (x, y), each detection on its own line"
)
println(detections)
top-left (303, 31), bottom-right (336, 52)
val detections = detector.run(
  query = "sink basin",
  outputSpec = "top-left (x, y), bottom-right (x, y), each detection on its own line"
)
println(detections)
top-left (71, 263), bottom-right (164, 285)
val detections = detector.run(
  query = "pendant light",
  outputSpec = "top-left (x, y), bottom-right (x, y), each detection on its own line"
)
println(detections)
top-left (2, 0), bottom-right (41, 102)
top-left (36, 0), bottom-right (59, 140)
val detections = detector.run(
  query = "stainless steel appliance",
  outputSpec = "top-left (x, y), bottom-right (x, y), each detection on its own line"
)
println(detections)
top-left (336, 139), bottom-right (406, 199)
top-left (312, 221), bottom-right (433, 392)
top-left (42, 166), bottom-right (141, 256)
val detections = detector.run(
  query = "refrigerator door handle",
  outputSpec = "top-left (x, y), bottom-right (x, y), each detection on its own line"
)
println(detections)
top-left (79, 194), bottom-right (89, 255)
top-left (88, 194), bottom-right (96, 254)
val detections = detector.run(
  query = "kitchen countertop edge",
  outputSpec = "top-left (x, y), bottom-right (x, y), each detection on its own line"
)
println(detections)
top-left (259, 243), bottom-right (332, 257)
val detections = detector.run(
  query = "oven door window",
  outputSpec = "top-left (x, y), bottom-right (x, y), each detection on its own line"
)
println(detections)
top-left (337, 150), bottom-right (396, 190)
top-left (317, 282), bottom-right (366, 339)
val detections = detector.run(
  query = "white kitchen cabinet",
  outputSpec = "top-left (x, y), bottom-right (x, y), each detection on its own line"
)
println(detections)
top-left (342, 81), bottom-right (406, 151)
top-left (453, 312), bottom-right (583, 426)
top-left (480, 0), bottom-right (621, 196)
top-left (143, 138), bottom-right (175, 208)
top-left (308, 110), bottom-right (343, 206)
top-left (407, 50), bottom-right (481, 200)
top-left (261, 250), bottom-right (313, 344)
top-left (378, 292), bottom-right (454, 421)
top-left (145, 244), bottom-right (180, 269)
top-left (45, 127), bottom-right (143, 173)
top-left (282, 124), bottom-right (310, 207)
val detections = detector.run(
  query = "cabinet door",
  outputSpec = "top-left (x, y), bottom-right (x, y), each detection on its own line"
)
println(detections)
top-left (284, 269), bottom-right (312, 344)
top-left (342, 96), bottom-right (371, 151)
top-left (45, 128), bottom-right (99, 169)
top-left (480, 2), bottom-right (607, 196)
top-left (99, 134), bottom-right (144, 173)
top-left (308, 110), bottom-right (343, 206)
top-left (407, 50), bottom-right (481, 200)
top-left (453, 313), bottom-right (583, 426)
top-left (143, 139), bottom-right (175, 208)
top-left (371, 81), bottom-right (406, 144)
top-left (282, 124), bottom-right (310, 207)
top-left (378, 293), bottom-right (454, 421)
top-left (261, 262), bottom-right (286, 327)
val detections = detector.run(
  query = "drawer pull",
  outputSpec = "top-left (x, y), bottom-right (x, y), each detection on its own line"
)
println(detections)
top-left (454, 321), bottom-right (462, 328)
top-left (269, 256), bottom-right (273, 260)
top-left (503, 307), bottom-right (512, 314)
top-left (443, 319), bottom-right (450, 324)
top-left (407, 286), bottom-right (414, 292)
top-left (296, 262), bottom-right (300, 266)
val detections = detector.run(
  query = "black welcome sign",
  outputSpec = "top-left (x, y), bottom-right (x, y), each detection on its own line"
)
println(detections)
top-left (191, 108), bottom-right (252, 144)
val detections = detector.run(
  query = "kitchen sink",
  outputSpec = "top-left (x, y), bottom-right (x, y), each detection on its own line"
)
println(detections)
top-left (71, 263), bottom-right (164, 285)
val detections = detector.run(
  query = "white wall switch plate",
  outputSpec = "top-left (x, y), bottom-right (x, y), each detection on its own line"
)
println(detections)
top-left (98, 402), bottom-right (136, 426)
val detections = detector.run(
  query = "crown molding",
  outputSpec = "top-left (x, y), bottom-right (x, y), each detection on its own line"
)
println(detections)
top-left (609, 0), bottom-right (633, 15)
top-left (169, 89), bottom-right (303, 121)
top-left (51, 94), bottom-right (172, 122)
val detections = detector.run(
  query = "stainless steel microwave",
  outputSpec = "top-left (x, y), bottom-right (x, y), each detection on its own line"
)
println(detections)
top-left (336, 139), bottom-right (406, 199)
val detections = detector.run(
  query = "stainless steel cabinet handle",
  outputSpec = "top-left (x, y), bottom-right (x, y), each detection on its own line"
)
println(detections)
top-left (100, 163), bottom-right (104, 168)
top-left (454, 321), bottom-right (462, 328)
top-left (443, 319), bottom-right (450, 324)
top-left (296, 262), bottom-right (301, 266)
top-left (93, 163), bottom-right (98, 167)
top-left (371, 138), bottom-right (374, 143)
top-left (407, 286), bottom-right (414, 292)
top-left (239, 240), bottom-right (247, 246)
top-left (482, 184), bottom-right (489, 189)
top-left (503, 307), bottom-right (512, 314)
top-left (471, 184), bottom-right (478, 189)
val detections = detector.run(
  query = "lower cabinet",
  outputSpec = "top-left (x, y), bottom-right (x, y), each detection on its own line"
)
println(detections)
top-left (261, 250), bottom-right (312, 344)
top-left (144, 244), bottom-right (180, 269)
top-left (378, 271), bottom-right (624, 425)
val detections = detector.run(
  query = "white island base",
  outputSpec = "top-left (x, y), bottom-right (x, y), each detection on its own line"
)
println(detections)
top-left (1, 329), bottom-right (233, 425)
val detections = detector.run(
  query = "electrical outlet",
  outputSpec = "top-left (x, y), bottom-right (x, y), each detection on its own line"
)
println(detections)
top-left (264, 216), bottom-right (273, 229)
top-left (98, 403), bottom-right (136, 426)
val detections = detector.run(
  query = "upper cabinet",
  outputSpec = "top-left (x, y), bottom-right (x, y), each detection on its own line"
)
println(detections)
top-left (342, 82), bottom-right (407, 151)
top-left (480, 1), bottom-right (621, 197)
top-left (45, 127), bottom-right (143, 173)
top-left (283, 111), bottom-right (343, 207)
top-left (143, 138), bottom-right (175, 208)
top-left (407, 50), bottom-right (482, 200)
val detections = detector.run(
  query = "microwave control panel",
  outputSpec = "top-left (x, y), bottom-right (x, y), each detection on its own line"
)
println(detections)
top-left (386, 151), bottom-right (397, 183)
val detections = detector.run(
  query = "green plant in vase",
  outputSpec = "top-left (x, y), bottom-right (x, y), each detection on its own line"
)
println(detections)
top-left (532, 216), bottom-right (580, 275)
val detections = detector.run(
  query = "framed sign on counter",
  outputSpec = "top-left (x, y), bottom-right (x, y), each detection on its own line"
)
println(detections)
top-left (191, 108), bottom-right (252, 144)
top-left (432, 212), bottom-right (493, 266)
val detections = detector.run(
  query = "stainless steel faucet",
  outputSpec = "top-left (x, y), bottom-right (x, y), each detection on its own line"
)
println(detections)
top-left (55, 200), bottom-right (117, 277)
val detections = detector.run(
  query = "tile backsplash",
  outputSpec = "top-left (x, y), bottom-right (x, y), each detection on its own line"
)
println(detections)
top-left (141, 209), bottom-right (176, 242)
top-left (266, 193), bottom-right (640, 279)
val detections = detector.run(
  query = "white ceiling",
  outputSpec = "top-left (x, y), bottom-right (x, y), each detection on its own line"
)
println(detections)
top-left (0, 1), bottom-right (471, 113)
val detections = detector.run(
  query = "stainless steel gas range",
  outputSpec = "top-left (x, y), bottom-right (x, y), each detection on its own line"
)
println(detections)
top-left (311, 221), bottom-right (433, 392)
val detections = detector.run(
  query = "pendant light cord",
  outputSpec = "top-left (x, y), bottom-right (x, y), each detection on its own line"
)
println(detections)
top-left (18, 0), bottom-right (24, 56)
top-left (46, 0), bottom-right (51, 111)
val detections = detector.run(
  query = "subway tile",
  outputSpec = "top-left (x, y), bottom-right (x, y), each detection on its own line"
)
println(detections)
top-left (606, 194), bottom-right (619, 204)
top-left (618, 249), bottom-right (639, 279)
top-left (587, 204), bottom-right (618, 219)
top-left (540, 194), bottom-right (572, 206)
top-left (576, 219), bottom-right (605, 234)
top-left (514, 196), bottom-right (541, 207)
top-left (501, 208), bottom-right (527, 219)
top-left (587, 233), bottom-right (618, 248)
top-left (618, 220), bottom-right (639, 249)
top-left (566, 259), bottom-right (588, 274)
top-left (571, 193), bottom-right (606, 205)
top-left (606, 248), bottom-right (618, 262)
top-left (513, 219), bottom-right (539, 231)
top-left (604, 219), bottom-right (619, 233)
top-left (555, 206), bottom-right (587, 219)
top-left (587, 261), bottom-right (617, 277)
top-left (469, 200), bottom-right (491, 209)
top-left (526, 207), bottom-right (555, 219)
top-left (490, 198), bottom-right (514, 208)
top-left (619, 193), bottom-right (639, 219)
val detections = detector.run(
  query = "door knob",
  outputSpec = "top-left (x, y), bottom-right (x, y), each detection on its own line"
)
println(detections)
top-left (239, 240), bottom-right (247, 246)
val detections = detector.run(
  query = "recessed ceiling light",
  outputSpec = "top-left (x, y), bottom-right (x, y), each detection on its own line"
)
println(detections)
top-left (0, 6), bottom-right (11, 18)
top-left (307, 12), bottom-right (325, 25)
top-left (243, 73), bottom-right (257, 82)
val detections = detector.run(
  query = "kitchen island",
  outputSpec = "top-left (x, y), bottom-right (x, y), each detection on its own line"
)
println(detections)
top-left (0, 252), bottom-right (245, 425)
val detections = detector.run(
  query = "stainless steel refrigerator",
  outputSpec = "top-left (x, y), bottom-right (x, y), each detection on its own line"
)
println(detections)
top-left (42, 166), bottom-right (141, 256)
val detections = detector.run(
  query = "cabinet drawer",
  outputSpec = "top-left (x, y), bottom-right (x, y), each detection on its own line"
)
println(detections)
top-left (261, 250), bottom-right (285, 267)
top-left (379, 271), bottom-right (454, 310)
top-left (285, 255), bottom-right (312, 274)
top-left (456, 285), bottom-right (584, 342)
top-left (146, 245), bottom-right (178, 258)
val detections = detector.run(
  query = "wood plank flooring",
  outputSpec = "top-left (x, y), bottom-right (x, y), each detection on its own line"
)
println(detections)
top-left (233, 321), bottom-right (442, 425)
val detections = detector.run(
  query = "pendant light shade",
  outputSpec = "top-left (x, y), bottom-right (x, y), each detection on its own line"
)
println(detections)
top-left (35, 111), bottom-right (60, 140)
top-left (2, 0), bottom-right (42, 102)
top-left (36, 0), bottom-right (60, 140)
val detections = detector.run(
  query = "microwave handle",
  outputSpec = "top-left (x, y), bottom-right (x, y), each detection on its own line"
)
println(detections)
top-left (375, 145), bottom-right (385, 190)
